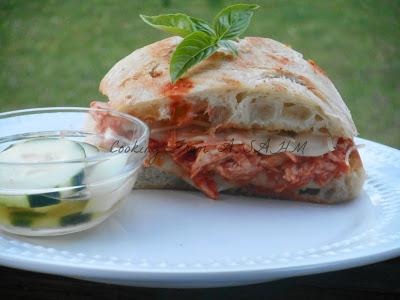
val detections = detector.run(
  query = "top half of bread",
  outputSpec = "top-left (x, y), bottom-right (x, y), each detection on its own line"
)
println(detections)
top-left (99, 36), bottom-right (357, 138)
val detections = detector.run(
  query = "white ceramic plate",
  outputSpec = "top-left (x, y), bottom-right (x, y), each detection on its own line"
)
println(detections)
top-left (0, 138), bottom-right (399, 288)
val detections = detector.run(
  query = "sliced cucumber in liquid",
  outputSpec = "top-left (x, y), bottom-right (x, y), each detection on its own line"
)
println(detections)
top-left (0, 138), bottom-right (130, 229)
top-left (59, 212), bottom-right (92, 227)
top-left (0, 138), bottom-right (86, 190)
top-left (0, 194), bottom-right (61, 209)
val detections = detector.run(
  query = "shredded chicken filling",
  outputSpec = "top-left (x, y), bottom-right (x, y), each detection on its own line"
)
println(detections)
top-left (148, 130), bottom-right (354, 199)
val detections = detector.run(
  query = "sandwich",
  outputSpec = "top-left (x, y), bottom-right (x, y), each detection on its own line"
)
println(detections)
top-left (90, 35), bottom-right (365, 203)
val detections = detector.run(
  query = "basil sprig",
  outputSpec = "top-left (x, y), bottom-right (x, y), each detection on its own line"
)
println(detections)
top-left (140, 3), bottom-right (259, 83)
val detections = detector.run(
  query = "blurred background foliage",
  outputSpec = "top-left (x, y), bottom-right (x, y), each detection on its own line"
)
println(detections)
top-left (0, 0), bottom-right (399, 147)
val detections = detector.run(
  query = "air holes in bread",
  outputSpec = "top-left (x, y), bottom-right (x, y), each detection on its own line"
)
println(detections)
top-left (208, 106), bottom-right (231, 125)
top-left (250, 98), bottom-right (276, 120)
top-left (282, 104), bottom-right (312, 122)
top-left (235, 92), bottom-right (246, 103)
top-left (314, 114), bottom-right (323, 121)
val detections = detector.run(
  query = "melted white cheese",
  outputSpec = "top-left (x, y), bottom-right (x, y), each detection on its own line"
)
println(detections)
top-left (152, 127), bottom-right (338, 157)
top-left (251, 133), bottom-right (337, 157)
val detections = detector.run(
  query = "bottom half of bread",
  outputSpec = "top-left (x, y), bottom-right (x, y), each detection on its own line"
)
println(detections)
top-left (134, 153), bottom-right (365, 204)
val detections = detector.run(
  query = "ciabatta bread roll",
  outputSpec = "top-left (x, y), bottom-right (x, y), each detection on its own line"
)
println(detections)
top-left (92, 36), bottom-right (365, 203)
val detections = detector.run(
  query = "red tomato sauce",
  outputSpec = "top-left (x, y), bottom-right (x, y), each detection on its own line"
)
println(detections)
top-left (149, 136), bottom-right (355, 199)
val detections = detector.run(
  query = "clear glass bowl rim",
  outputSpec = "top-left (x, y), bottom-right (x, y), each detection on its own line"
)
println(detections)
top-left (0, 107), bottom-right (150, 165)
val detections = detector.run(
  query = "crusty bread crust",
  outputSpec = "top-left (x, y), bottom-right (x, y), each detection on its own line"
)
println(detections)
top-left (100, 36), bottom-right (357, 137)
top-left (224, 162), bottom-right (365, 204)
top-left (135, 151), bottom-right (365, 204)
top-left (100, 36), bottom-right (365, 202)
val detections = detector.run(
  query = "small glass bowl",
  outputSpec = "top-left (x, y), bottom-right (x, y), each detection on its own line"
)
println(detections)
top-left (0, 107), bottom-right (149, 236)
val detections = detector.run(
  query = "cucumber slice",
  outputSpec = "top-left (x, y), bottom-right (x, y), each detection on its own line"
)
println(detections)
top-left (0, 194), bottom-right (30, 208)
top-left (9, 210), bottom-right (46, 227)
top-left (0, 194), bottom-right (60, 209)
top-left (0, 207), bottom-right (10, 226)
top-left (10, 218), bottom-right (32, 227)
top-left (60, 212), bottom-right (91, 227)
top-left (0, 138), bottom-right (85, 163)
top-left (33, 200), bottom-right (89, 228)
top-left (3, 199), bottom-right (90, 229)
top-left (0, 138), bottom-right (86, 190)
top-left (80, 142), bottom-right (99, 157)
top-left (28, 194), bottom-right (61, 207)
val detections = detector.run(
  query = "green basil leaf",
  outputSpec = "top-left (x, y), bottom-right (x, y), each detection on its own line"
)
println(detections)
top-left (213, 4), bottom-right (260, 40)
top-left (140, 13), bottom-right (196, 37)
top-left (218, 39), bottom-right (239, 56)
top-left (189, 16), bottom-right (215, 35)
top-left (170, 31), bottom-right (218, 83)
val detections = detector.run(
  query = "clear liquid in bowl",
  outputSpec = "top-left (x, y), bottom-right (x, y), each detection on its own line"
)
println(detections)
top-left (0, 131), bottom-right (142, 236)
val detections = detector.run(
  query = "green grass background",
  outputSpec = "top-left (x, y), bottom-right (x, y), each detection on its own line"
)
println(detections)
top-left (0, 0), bottom-right (399, 147)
